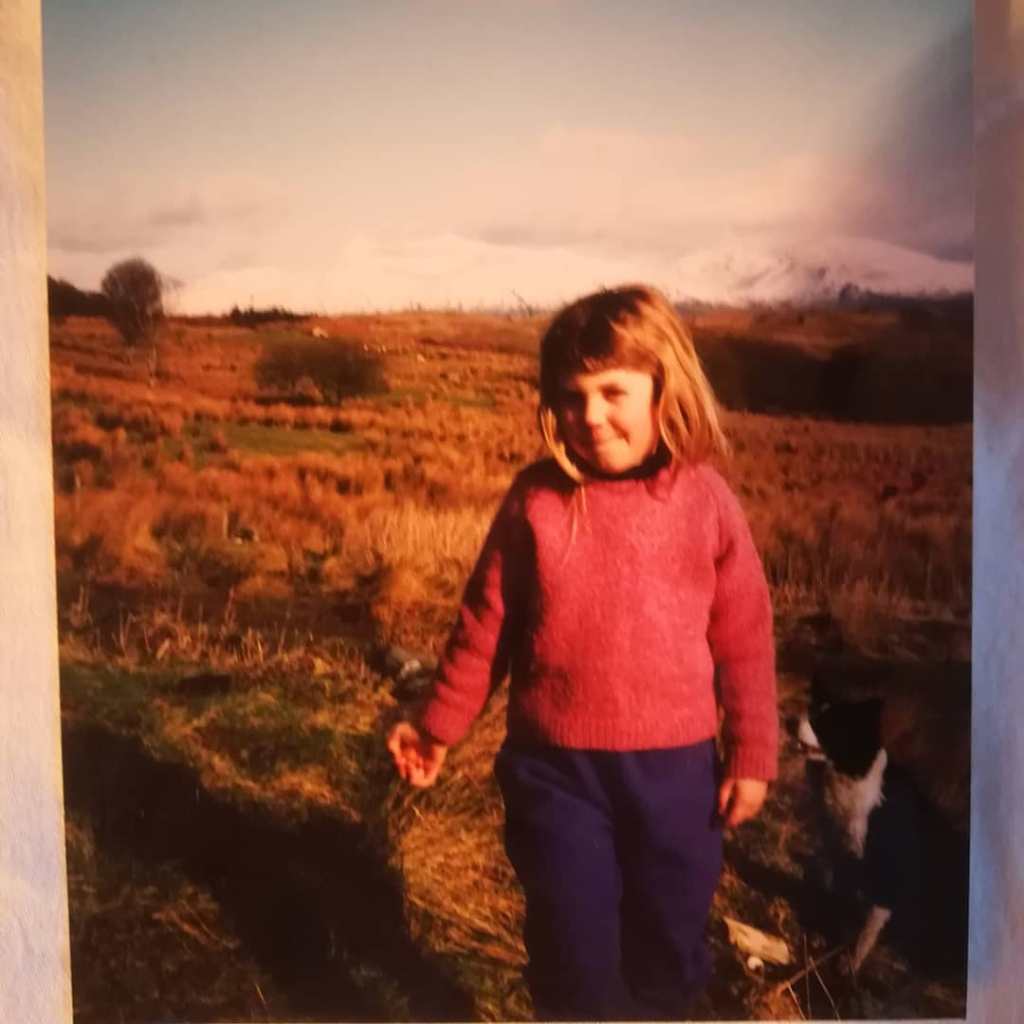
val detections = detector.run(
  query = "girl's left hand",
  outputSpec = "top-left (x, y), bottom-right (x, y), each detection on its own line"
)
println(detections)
top-left (717, 777), bottom-right (768, 827)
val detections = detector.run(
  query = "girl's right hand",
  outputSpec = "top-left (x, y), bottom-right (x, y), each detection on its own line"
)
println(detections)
top-left (386, 721), bottom-right (448, 788)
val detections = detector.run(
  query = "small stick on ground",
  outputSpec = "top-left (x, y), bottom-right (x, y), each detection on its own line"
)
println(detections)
top-left (812, 956), bottom-right (842, 1020)
top-left (254, 981), bottom-right (269, 1019)
top-left (785, 982), bottom-right (807, 1020)
top-left (765, 944), bottom-right (847, 1002)
top-left (803, 934), bottom-right (811, 1017)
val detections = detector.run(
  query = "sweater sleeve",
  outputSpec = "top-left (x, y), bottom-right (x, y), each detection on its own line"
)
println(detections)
top-left (704, 469), bottom-right (778, 780)
top-left (418, 476), bottom-right (530, 746)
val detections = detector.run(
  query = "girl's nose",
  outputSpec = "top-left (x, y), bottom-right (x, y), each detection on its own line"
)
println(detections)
top-left (583, 394), bottom-right (608, 426)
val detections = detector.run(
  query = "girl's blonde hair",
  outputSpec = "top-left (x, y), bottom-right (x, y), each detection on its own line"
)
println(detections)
top-left (537, 284), bottom-right (729, 484)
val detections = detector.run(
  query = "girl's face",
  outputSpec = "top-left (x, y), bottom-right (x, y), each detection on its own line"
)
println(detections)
top-left (557, 367), bottom-right (660, 475)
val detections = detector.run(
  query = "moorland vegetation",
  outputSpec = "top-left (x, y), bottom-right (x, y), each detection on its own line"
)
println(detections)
top-left (51, 298), bottom-right (971, 1021)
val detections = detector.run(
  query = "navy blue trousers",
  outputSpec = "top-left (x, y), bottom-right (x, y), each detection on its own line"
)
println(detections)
top-left (495, 739), bottom-right (723, 1021)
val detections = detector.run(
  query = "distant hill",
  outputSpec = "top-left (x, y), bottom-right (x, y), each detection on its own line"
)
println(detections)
top-left (669, 235), bottom-right (972, 307)
top-left (46, 271), bottom-right (971, 425)
top-left (689, 296), bottom-right (973, 425)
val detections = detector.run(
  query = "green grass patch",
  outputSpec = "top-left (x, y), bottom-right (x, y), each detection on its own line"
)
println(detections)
top-left (446, 391), bottom-right (497, 409)
top-left (60, 662), bottom-right (171, 733)
top-left (367, 387), bottom-right (429, 406)
top-left (195, 694), bottom-right (337, 781)
top-left (174, 420), bottom-right (365, 462)
top-left (61, 649), bottom-right (393, 816)
top-left (224, 421), bottom-right (364, 457)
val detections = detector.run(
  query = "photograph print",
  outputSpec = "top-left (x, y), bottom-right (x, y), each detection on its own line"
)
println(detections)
top-left (43, 1), bottom-right (972, 1020)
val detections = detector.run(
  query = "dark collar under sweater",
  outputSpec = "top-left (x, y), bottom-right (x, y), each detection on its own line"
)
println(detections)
top-left (568, 443), bottom-right (680, 499)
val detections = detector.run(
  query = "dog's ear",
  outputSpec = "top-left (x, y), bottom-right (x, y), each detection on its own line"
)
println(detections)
top-left (809, 671), bottom-right (823, 701)
top-left (810, 664), bottom-right (841, 706)
top-left (810, 691), bottom-right (884, 777)
top-left (836, 697), bottom-right (885, 777)
top-left (862, 697), bottom-right (884, 746)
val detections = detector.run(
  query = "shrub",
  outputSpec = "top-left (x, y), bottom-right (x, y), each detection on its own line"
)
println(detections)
top-left (255, 336), bottom-right (387, 404)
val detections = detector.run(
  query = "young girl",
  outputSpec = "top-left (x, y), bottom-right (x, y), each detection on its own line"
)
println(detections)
top-left (387, 284), bottom-right (777, 1021)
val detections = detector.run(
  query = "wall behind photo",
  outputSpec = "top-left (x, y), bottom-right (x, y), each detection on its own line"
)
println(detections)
top-left (0, 2), bottom-right (72, 1023)
top-left (970, 1), bottom-right (1024, 1020)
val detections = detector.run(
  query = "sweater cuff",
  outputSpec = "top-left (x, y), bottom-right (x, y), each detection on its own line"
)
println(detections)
top-left (418, 699), bottom-right (469, 748)
top-left (723, 743), bottom-right (778, 781)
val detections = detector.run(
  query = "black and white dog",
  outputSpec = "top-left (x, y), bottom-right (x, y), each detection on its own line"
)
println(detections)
top-left (798, 659), bottom-right (970, 975)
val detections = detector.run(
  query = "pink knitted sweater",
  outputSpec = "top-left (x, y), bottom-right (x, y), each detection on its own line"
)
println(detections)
top-left (419, 457), bottom-right (778, 780)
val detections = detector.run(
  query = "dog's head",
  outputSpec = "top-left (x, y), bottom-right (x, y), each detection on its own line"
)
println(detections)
top-left (799, 672), bottom-right (884, 779)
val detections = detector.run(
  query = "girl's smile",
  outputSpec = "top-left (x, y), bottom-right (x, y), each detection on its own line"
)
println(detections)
top-left (558, 367), bottom-right (659, 476)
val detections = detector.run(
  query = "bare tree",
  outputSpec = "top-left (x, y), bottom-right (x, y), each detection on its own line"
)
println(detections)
top-left (100, 257), bottom-right (164, 348)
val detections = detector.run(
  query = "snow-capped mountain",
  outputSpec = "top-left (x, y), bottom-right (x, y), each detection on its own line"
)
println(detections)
top-left (668, 235), bottom-right (973, 306)
top-left (166, 231), bottom-right (973, 315)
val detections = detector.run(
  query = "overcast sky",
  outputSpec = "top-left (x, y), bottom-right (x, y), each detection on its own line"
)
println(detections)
top-left (43, 1), bottom-right (971, 313)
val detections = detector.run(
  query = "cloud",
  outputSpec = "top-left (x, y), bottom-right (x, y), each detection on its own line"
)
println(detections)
top-left (458, 126), bottom-right (834, 259)
top-left (456, 23), bottom-right (973, 267)
top-left (147, 197), bottom-right (208, 229)
top-left (48, 174), bottom-right (289, 259)
top-left (834, 22), bottom-right (973, 260)
top-left (147, 186), bottom-right (283, 231)
top-left (48, 230), bottom-right (143, 256)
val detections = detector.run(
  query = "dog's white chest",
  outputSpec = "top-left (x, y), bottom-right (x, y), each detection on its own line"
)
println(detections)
top-left (823, 748), bottom-right (888, 857)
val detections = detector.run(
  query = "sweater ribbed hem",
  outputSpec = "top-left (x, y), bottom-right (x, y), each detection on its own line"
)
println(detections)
top-left (505, 713), bottom-right (719, 753)
top-left (424, 706), bottom-right (778, 783)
